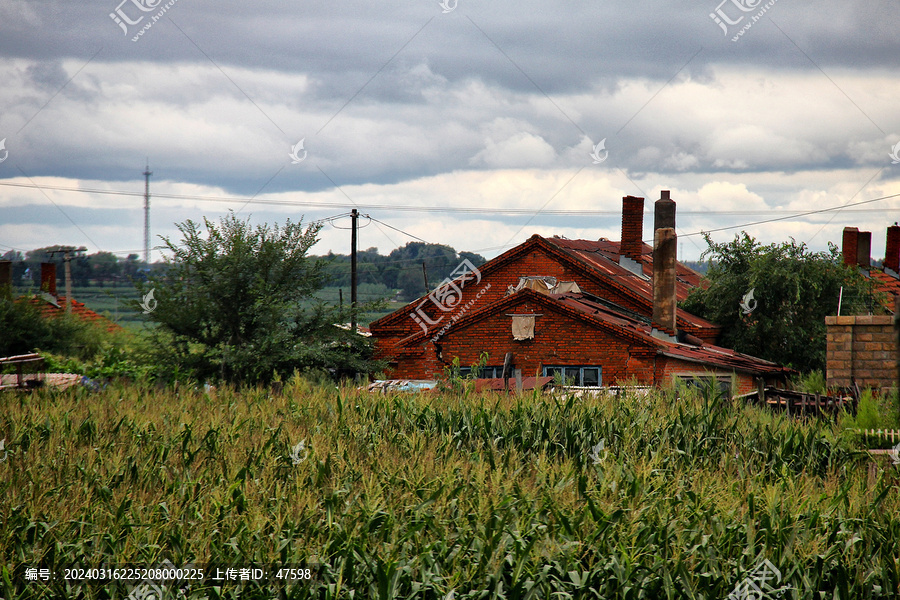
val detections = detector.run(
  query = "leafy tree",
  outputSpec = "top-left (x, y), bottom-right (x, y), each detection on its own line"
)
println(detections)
top-left (136, 212), bottom-right (379, 384)
top-left (0, 285), bottom-right (108, 358)
top-left (89, 251), bottom-right (120, 286)
top-left (680, 233), bottom-right (885, 373)
top-left (122, 253), bottom-right (145, 280)
top-left (319, 243), bottom-right (486, 300)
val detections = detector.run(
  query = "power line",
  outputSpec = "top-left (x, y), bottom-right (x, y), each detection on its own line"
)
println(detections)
top-left (675, 192), bottom-right (900, 239)
top-left (3, 179), bottom-right (897, 217)
top-left (367, 217), bottom-right (429, 244)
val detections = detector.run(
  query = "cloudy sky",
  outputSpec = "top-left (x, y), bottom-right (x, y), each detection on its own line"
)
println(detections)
top-left (1, 0), bottom-right (899, 264)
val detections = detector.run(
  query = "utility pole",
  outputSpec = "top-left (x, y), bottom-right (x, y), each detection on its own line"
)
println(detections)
top-left (48, 246), bottom-right (87, 313)
top-left (422, 261), bottom-right (429, 291)
top-left (350, 209), bottom-right (358, 334)
top-left (143, 161), bottom-right (152, 266)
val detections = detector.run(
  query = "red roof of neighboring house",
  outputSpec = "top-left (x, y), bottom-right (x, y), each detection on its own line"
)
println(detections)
top-left (30, 294), bottom-right (123, 332)
top-left (871, 270), bottom-right (900, 305)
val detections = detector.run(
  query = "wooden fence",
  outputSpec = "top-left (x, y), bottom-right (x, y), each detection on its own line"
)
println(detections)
top-left (859, 429), bottom-right (900, 445)
top-left (748, 387), bottom-right (855, 417)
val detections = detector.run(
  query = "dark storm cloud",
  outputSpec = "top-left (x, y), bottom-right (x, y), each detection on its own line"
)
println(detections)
top-left (1, 0), bottom-right (899, 260)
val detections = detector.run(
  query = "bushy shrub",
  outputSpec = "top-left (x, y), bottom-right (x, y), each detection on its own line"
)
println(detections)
top-left (0, 287), bottom-right (107, 359)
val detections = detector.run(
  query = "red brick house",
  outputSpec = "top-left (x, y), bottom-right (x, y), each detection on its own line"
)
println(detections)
top-left (370, 192), bottom-right (791, 393)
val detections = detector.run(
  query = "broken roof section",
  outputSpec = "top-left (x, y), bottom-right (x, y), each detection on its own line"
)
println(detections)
top-left (554, 291), bottom-right (790, 378)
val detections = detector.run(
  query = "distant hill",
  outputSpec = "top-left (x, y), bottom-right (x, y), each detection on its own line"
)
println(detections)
top-left (682, 260), bottom-right (711, 275)
top-left (313, 242), bottom-right (487, 301)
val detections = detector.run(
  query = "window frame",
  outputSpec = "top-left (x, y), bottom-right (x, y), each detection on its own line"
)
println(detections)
top-left (542, 365), bottom-right (602, 387)
top-left (458, 365), bottom-right (505, 379)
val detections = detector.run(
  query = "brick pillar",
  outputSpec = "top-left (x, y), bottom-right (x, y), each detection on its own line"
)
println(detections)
top-left (652, 227), bottom-right (677, 335)
top-left (842, 227), bottom-right (859, 267)
top-left (40, 263), bottom-right (57, 296)
top-left (857, 231), bottom-right (871, 269)
top-left (620, 196), bottom-right (644, 262)
top-left (895, 296), bottom-right (899, 405)
top-left (654, 190), bottom-right (676, 232)
top-left (884, 225), bottom-right (900, 273)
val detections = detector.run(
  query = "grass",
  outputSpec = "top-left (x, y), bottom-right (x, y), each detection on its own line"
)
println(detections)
top-left (1, 379), bottom-right (898, 599)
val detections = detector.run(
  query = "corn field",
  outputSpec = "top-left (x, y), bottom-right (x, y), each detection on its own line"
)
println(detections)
top-left (1, 378), bottom-right (898, 599)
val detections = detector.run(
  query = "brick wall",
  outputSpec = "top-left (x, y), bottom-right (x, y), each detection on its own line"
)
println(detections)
top-left (388, 293), bottom-right (762, 391)
top-left (826, 315), bottom-right (897, 394)
top-left (658, 357), bottom-right (757, 395)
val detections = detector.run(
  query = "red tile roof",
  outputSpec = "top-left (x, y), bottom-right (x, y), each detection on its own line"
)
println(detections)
top-left (871, 270), bottom-right (900, 307)
top-left (546, 237), bottom-right (703, 299)
top-left (371, 234), bottom-right (717, 336)
top-left (554, 292), bottom-right (790, 377)
top-left (30, 294), bottom-right (123, 332)
top-left (543, 237), bottom-right (716, 332)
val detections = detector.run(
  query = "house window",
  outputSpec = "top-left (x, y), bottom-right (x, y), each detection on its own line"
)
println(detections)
top-left (542, 366), bottom-right (602, 387)
top-left (674, 374), bottom-right (732, 395)
top-left (458, 366), bottom-right (506, 379)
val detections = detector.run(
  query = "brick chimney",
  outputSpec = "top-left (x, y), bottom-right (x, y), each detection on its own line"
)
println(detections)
top-left (884, 224), bottom-right (900, 275)
top-left (40, 262), bottom-right (57, 296)
top-left (842, 227), bottom-right (859, 267)
top-left (857, 231), bottom-right (871, 270)
top-left (654, 190), bottom-right (676, 232)
top-left (620, 196), bottom-right (644, 263)
top-left (652, 227), bottom-right (677, 336)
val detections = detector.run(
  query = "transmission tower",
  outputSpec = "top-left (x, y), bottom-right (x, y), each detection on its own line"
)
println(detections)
top-left (143, 161), bottom-right (152, 266)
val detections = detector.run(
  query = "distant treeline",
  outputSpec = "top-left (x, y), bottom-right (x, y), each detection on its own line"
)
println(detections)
top-left (317, 242), bottom-right (486, 301)
top-left (1, 248), bottom-right (153, 288)
top-left (2, 242), bottom-right (487, 302)
top-left (4, 245), bottom-right (705, 299)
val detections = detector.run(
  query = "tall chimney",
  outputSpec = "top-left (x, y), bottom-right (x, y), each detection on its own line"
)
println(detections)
top-left (652, 227), bottom-right (677, 336)
top-left (842, 227), bottom-right (859, 267)
top-left (885, 224), bottom-right (900, 274)
top-left (40, 262), bottom-right (57, 296)
top-left (620, 196), bottom-right (644, 263)
top-left (0, 261), bottom-right (11, 289)
top-left (857, 231), bottom-right (871, 270)
top-left (654, 190), bottom-right (676, 232)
